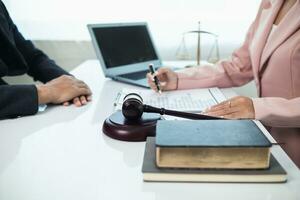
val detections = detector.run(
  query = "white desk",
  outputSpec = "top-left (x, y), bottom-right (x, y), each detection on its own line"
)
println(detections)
top-left (0, 60), bottom-right (299, 200)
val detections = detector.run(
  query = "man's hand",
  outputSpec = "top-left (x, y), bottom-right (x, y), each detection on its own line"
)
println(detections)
top-left (36, 75), bottom-right (92, 106)
top-left (203, 96), bottom-right (255, 119)
top-left (62, 96), bottom-right (92, 107)
top-left (146, 67), bottom-right (178, 92)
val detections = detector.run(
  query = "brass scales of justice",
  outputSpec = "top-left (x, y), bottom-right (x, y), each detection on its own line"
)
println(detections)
top-left (176, 22), bottom-right (220, 65)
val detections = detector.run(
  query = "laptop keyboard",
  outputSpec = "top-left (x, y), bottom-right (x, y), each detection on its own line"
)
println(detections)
top-left (118, 70), bottom-right (149, 80)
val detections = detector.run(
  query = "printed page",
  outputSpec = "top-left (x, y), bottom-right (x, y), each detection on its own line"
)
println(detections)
top-left (114, 88), bottom-right (225, 113)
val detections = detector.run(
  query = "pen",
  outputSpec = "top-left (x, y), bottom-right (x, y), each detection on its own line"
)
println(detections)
top-left (148, 64), bottom-right (162, 94)
top-left (113, 91), bottom-right (122, 107)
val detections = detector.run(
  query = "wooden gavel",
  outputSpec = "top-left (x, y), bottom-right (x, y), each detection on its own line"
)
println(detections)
top-left (122, 93), bottom-right (221, 120)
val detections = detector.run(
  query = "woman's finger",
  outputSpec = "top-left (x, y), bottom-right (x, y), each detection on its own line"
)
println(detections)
top-left (205, 110), bottom-right (228, 117)
top-left (147, 78), bottom-right (158, 92)
top-left (156, 67), bottom-right (171, 76)
top-left (147, 73), bottom-right (166, 91)
top-left (146, 73), bottom-right (155, 81)
top-left (210, 96), bottom-right (241, 108)
top-left (206, 101), bottom-right (234, 113)
top-left (223, 112), bottom-right (240, 119)
top-left (205, 106), bottom-right (239, 117)
top-left (206, 96), bottom-right (242, 112)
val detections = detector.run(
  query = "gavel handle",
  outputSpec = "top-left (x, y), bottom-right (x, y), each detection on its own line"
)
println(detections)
top-left (143, 105), bottom-right (222, 120)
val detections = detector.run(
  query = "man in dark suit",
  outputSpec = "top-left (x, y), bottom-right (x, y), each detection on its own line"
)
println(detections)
top-left (0, 1), bottom-right (92, 119)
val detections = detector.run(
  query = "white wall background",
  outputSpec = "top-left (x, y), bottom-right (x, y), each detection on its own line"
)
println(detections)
top-left (2, 0), bottom-right (261, 58)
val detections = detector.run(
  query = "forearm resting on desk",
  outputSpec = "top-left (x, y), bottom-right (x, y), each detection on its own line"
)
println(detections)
top-left (253, 97), bottom-right (300, 127)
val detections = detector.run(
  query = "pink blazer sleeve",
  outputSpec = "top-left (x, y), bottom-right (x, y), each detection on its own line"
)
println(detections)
top-left (177, 22), bottom-right (255, 90)
top-left (253, 97), bottom-right (300, 127)
top-left (176, 0), bottom-right (267, 90)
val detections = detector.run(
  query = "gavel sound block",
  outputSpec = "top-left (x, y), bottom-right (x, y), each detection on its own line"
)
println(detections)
top-left (102, 111), bottom-right (161, 142)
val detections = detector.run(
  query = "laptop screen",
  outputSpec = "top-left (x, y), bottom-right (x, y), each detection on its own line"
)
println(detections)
top-left (92, 25), bottom-right (158, 68)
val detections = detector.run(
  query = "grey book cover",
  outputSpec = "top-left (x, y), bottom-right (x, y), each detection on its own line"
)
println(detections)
top-left (156, 120), bottom-right (272, 148)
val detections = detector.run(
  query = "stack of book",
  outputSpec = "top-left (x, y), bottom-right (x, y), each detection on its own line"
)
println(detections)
top-left (142, 120), bottom-right (287, 183)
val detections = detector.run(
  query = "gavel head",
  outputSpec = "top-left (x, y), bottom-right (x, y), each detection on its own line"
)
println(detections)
top-left (122, 93), bottom-right (144, 120)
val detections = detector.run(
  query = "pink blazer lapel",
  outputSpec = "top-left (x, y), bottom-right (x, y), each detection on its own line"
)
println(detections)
top-left (250, 0), bottom-right (283, 75)
top-left (260, 0), bottom-right (300, 70)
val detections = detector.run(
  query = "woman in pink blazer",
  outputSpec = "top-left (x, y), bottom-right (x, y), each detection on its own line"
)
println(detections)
top-left (147, 0), bottom-right (300, 166)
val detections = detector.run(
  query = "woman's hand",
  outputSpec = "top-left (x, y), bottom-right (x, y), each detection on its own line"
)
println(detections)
top-left (146, 67), bottom-right (178, 92)
top-left (36, 75), bottom-right (92, 106)
top-left (203, 96), bottom-right (255, 119)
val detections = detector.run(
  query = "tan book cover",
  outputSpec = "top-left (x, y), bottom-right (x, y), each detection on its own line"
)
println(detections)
top-left (155, 120), bottom-right (272, 169)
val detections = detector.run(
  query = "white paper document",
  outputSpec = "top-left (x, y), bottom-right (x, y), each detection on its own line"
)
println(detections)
top-left (114, 87), bottom-right (226, 113)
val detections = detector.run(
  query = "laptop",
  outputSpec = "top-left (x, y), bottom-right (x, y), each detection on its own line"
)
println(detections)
top-left (88, 22), bottom-right (162, 88)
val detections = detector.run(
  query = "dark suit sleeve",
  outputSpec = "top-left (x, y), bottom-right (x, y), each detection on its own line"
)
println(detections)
top-left (0, 84), bottom-right (38, 119)
top-left (0, 2), bottom-right (69, 119)
top-left (1, 2), bottom-right (69, 83)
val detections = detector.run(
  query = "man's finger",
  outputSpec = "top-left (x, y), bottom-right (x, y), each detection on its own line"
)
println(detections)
top-left (77, 82), bottom-right (91, 91)
top-left (78, 87), bottom-right (92, 96)
top-left (75, 79), bottom-right (86, 85)
top-left (87, 95), bottom-right (92, 101)
top-left (80, 96), bottom-right (87, 105)
top-left (73, 97), bottom-right (82, 107)
top-left (63, 102), bottom-right (70, 106)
